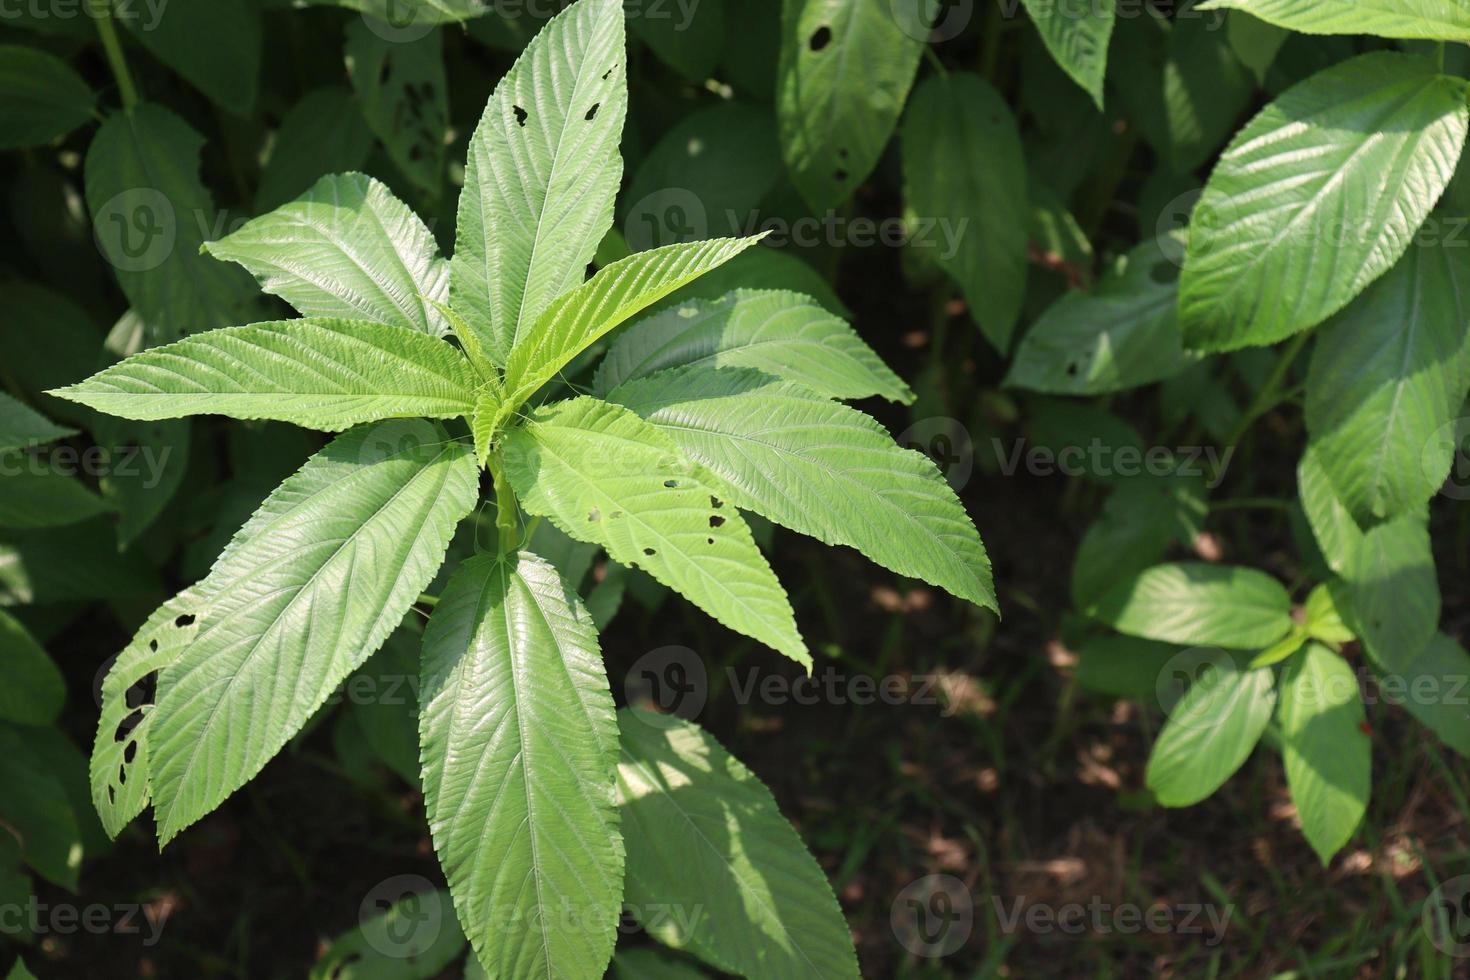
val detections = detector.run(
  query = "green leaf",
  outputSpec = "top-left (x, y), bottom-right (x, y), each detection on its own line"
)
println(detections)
top-left (1020, 0), bottom-right (1115, 106)
top-left (1248, 628), bottom-right (1306, 669)
top-left (207, 173), bottom-right (451, 338)
top-left (146, 424), bottom-right (478, 844)
top-left (0, 392), bottom-right (75, 452)
top-left (1278, 644), bottom-right (1369, 864)
top-left (122, 0), bottom-right (261, 115)
top-left (1088, 562), bottom-right (1293, 648)
top-left (1305, 239), bottom-right (1470, 524)
top-left (0, 610), bottom-right (64, 726)
top-left (623, 101), bottom-right (782, 248)
top-left (1225, 11), bottom-right (1288, 84)
top-left (6, 959), bottom-right (38, 980)
top-left (84, 103), bottom-right (260, 343)
top-left (1112, 11), bottom-right (1257, 174)
top-left (91, 590), bottom-right (205, 839)
top-left (256, 88), bottom-right (374, 213)
top-left (0, 46), bottom-right (94, 149)
top-left (0, 722), bottom-right (83, 889)
top-left (1297, 447), bottom-right (1363, 576)
top-left (1007, 238), bottom-right (1200, 395)
top-left (349, 628), bottom-right (423, 785)
top-left (306, 0), bottom-right (490, 23)
top-left (594, 289), bottom-right (910, 403)
top-left (91, 415), bottom-right (191, 547)
top-left (901, 72), bottom-right (1029, 352)
top-left (502, 397), bottom-right (807, 666)
top-left (452, 0), bottom-right (627, 365)
top-left (1345, 515), bottom-right (1439, 671)
top-left (1179, 53), bottom-right (1470, 351)
top-left (1198, 0), bottom-right (1470, 41)
top-left (0, 519), bottom-right (159, 607)
top-left (1146, 656), bottom-right (1276, 807)
top-left (1303, 583), bottom-right (1355, 645)
top-left (655, 247), bottom-right (851, 318)
top-left (617, 709), bottom-right (860, 978)
top-left (503, 237), bottom-right (762, 407)
top-left (1384, 632), bottom-right (1470, 758)
top-left (344, 20), bottom-right (448, 196)
top-left (1070, 474), bottom-right (1207, 609)
top-left (0, 283), bottom-right (107, 428)
top-left (310, 888), bottom-right (467, 980)
top-left (777, 0), bottom-right (928, 211)
top-left (1075, 635), bottom-right (1182, 701)
top-left (51, 319), bottom-right (479, 431)
top-left (420, 552), bottom-right (622, 979)
top-left (610, 366), bottom-right (995, 610)
top-left (630, 0), bottom-right (726, 79)
top-left (0, 452), bottom-right (110, 529)
top-left (614, 949), bottom-right (710, 980)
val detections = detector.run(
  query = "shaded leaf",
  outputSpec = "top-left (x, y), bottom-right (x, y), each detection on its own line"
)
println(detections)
top-left (902, 71), bottom-right (1029, 352)
top-left (595, 288), bottom-right (909, 402)
top-left (1305, 238), bottom-right (1470, 523)
top-left (1278, 644), bottom-right (1369, 864)
top-left (0, 45), bottom-right (94, 149)
top-left (617, 709), bottom-right (860, 978)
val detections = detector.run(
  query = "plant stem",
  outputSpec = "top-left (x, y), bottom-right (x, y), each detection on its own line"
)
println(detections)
top-left (978, 0), bottom-right (1003, 81)
top-left (416, 592), bottom-right (440, 608)
top-left (90, 0), bottom-right (139, 110)
top-left (922, 46), bottom-right (948, 79)
top-left (487, 454), bottom-right (518, 554)
top-left (1222, 329), bottom-right (1312, 451)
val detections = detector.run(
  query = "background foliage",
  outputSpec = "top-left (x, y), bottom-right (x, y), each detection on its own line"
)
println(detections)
top-left (2, 0), bottom-right (1470, 976)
